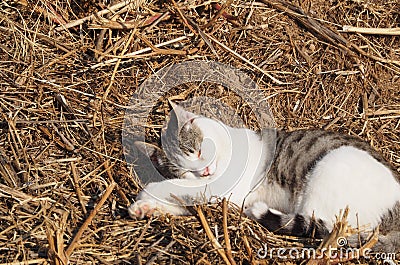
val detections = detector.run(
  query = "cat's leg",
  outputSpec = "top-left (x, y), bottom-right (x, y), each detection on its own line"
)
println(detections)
top-left (128, 183), bottom-right (190, 218)
top-left (128, 178), bottom-right (212, 219)
top-left (374, 231), bottom-right (400, 253)
top-left (245, 201), bottom-right (330, 238)
top-left (347, 231), bottom-right (400, 253)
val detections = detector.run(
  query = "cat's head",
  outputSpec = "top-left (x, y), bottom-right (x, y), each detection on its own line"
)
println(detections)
top-left (136, 102), bottom-right (231, 179)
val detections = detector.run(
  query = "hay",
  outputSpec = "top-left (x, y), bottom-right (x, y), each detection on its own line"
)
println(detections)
top-left (0, 0), bottom-right (399, 264)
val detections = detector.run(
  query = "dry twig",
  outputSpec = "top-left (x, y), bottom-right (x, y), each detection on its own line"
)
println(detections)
top-left (65, 182), bottom-right (116, 258)
top-left (197, 206), bottom-right (232, 265)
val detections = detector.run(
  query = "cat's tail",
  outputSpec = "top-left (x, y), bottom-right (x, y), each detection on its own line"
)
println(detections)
top-left (246, 201), bottom-right (400, 253)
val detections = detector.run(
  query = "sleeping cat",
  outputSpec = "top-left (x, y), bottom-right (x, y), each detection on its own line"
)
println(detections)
top-left (128, 103), bottom-right (400, 252)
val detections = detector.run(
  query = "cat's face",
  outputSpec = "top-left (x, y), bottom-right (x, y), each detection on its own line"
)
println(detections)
top-left (164, 103), bottom-right (228, 178)
top-left (137, 103), bottom-right (231, 179)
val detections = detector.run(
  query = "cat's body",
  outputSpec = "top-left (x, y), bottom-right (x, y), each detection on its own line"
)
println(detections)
top-left (129, 104), bottom-right (400, 252)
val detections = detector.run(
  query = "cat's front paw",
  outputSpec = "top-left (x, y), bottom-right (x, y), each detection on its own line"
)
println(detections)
top-left (245, 201), bottom-right (270, 220)
top-left (128, 199), bottom-right (160, 219)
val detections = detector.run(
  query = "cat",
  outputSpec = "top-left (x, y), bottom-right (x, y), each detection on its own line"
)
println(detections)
top-left (128, 103), bottom-right (400, 252)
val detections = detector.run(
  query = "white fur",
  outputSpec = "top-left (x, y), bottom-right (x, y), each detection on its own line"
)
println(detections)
top-left (296, 146), bottom-right (400, 230)
top-left (246, 201), bottom-right (272, 220)
top-left (128, 182), bottom-right (190, 217)
top-left (246, 181), bottom-right (292, 213)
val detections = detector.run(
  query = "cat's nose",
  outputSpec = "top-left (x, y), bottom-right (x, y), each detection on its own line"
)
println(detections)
top-left (202, 167), bottom-right (210, 176)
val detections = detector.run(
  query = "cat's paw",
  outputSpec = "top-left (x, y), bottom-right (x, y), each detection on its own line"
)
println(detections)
top-left (128, 199), bottom-right (160, 219)
top-left (128, 197), bottom-right (189, 218)
top-left (245, 201), bottom-right (270, 220)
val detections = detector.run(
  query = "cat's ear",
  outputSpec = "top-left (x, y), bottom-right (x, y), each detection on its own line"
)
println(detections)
top-left (169, 101), bottom-right (197, 124)
top-left (135, 141), bottom-right (168, 167)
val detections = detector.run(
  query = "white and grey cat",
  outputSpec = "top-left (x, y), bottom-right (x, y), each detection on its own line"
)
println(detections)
top-left (129, 103), bottom-right (400, 252)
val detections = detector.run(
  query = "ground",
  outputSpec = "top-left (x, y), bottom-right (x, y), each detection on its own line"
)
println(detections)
top-left (0, 0), bottom-right (399, 264)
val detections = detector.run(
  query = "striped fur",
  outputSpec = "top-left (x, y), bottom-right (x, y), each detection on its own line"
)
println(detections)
top-left (267, 129), bottom-right (394, 196)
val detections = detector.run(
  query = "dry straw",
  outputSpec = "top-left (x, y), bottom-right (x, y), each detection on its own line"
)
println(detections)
top-left (1, 0), bottom-right (399, 264)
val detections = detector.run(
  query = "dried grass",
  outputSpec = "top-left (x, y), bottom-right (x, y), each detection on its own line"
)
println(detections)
top-left (0, 0), bottom-right (399, 264)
